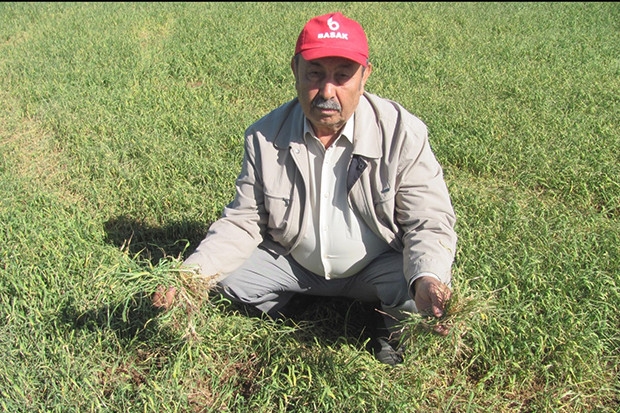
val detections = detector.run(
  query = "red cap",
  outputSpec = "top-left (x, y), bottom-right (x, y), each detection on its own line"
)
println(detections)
top-left (295, 12), bottom-right (369, 67)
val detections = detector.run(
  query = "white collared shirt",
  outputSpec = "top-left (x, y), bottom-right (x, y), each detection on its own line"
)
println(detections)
top-left (290, 115), bottom-right (391, 279)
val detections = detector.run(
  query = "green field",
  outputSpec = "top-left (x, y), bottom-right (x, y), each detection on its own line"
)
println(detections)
top-left (1, 2), bottom-right (618, 412)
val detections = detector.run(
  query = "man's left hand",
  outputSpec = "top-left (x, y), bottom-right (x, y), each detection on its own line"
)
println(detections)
top-left (413, 276), bottom-right (451, 336)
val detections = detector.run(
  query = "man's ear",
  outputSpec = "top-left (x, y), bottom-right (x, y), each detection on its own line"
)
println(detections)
top-left (361, 62), bottom-right (372, 91)
top-left (291, 56), bottom-right (300, 86)
top-left (290, 57), bottom-right (297, 75)
top-left (364, 62), bottom-right (373, 79)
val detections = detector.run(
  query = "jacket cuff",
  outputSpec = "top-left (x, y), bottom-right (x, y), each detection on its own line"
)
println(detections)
top-left (408, 272), bottom-right (441, 298)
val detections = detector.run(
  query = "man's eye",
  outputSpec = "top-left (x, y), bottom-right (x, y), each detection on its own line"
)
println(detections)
top-left (337, 74), bottom-right (352, 82)
top-left (306, 71), bottom-right (323, 81)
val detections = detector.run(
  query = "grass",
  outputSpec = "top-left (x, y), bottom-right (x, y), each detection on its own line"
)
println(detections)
top-left (0, 2), bottom-right (618, 412)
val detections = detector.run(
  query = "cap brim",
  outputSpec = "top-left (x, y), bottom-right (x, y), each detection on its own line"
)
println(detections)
top-left (300, 48), bottom-right (368, 67)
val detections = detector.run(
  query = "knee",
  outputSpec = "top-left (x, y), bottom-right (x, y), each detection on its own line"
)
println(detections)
top-left (379, 289), bottom-right (417, 320)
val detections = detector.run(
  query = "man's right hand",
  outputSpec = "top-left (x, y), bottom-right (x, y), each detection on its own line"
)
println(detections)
top-left (152, 285), bottom-right (177, 310)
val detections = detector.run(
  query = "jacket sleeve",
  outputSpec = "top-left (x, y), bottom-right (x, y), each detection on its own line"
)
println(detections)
top-left (395, 115), bottom-right (457, 289)
top-left (182, 130), bottom-right (266, 276)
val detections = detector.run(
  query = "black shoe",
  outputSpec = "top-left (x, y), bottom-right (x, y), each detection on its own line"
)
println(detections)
top-left (366, 308), bottom-right (408, 365)
top-left (368, 336), bottom-right (405, 365)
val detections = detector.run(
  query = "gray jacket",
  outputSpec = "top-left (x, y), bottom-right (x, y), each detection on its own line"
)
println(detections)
top-left (184, 92), bottom-right (457, 290)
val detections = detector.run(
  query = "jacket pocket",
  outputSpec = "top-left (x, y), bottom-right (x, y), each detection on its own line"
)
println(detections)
top-left (374, 188), bottom-right (399, 235)
top-left (263, 191), bottom-right (291, 231)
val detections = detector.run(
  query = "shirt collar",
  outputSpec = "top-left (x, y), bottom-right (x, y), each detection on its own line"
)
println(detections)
top-left (304, 114), bottom-right (355, 144)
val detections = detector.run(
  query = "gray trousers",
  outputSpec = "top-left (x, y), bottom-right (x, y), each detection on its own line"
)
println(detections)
top-left (216, 246), bottom-right (417, 330)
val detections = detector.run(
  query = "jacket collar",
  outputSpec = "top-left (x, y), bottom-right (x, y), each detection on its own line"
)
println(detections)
top-left (352, 93), bottom-right (382, 159)
top-left (273, 98), bottom-right (305, 150)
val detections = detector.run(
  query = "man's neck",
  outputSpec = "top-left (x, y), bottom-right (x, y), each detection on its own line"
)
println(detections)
top-left (306, 115), bottom-right (354, 149)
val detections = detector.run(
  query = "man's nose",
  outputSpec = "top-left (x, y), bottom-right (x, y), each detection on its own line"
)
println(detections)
top-left (318, 78), bottom-right (337, 99)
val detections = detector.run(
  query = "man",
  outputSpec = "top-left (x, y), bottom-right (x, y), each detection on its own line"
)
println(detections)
top-left (154, 12), bottom-right (457, 365)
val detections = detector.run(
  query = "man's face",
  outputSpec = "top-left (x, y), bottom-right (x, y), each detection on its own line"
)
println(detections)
top-left (292, 55), bottom-right (371, 138)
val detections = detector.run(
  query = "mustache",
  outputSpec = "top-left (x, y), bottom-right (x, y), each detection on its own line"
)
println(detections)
top-left (312, 97), bottom-right (341, 111)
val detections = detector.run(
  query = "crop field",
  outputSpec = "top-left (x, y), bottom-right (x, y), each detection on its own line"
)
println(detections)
top-left (0, 2), bottom-right (618, 412)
